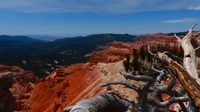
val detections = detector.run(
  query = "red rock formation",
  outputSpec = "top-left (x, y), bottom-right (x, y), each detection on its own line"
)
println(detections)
top-left (0, 64), bottom-right (36, 112)
top-left (25, 63), bottom-right (106, 112)
top-left (0, 74), bottom-right (15, 112)
top-left (90, 34), bottom-right (178, 64)
top-left (0, 34), bottom-right (180, 112)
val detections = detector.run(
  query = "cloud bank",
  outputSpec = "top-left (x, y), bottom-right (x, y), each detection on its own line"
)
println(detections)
top-left (162, 18), bottom-right (199, 24)
top-left (0, 0), bottom-right (200, 13)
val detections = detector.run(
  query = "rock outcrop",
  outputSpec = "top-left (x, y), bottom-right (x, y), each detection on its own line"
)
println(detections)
top-left (0, 65), bottom-right (36, 112)
top-left (24, 63), bottom-right (106, 112)
top-left (0, 74), bottom-right (15, 112)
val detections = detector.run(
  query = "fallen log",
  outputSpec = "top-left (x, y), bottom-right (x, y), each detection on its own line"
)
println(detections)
top-left (64, 92), bottom-right (133, 112)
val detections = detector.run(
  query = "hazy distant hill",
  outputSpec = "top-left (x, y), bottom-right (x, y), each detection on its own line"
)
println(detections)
top-left (0, 35), bottom-right (43, 45)
top-left (49, 34), bottom-right (136, 54)
top-left (165, 31), bottom-right (199, 36)
top-left (0, 34), bottom-right (135, 77)
top-left (28, 35), bottom-right (64, 41)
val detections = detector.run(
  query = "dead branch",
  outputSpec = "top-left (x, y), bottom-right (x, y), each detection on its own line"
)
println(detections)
top-left (174, 34), bottom-right (181, 43)
top-left (119, 71), bottom-right (154, 82)
top-left (186, 24), bottom-right (197, 38)
top-left (101, 81), bottom-right (140, 92)
top-left (163, 51), bottom-right (182, 63)
top-left (148, 96), bottom-right (188, 108)
top-left (151, 65), bottom-right (166, 84)
top-left (194, 45), bottom-right (200, 51)
top-left (148, 44), bottom-right (157, 57)
top-left (153, 67), bottom-right (176, 93)
top-left (64, 106), bottom-right (73, 112)
top-left (157, 76), bottom-right (176, 93)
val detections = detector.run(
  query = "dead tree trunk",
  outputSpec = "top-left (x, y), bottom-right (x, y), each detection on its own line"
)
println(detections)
top-left (64, 92), bottom-right (133, 112)
top-left (174, 24), bottom-right (200, 84)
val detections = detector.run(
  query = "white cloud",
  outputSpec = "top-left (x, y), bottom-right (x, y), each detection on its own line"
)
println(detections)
top-left (0, 0), bottom-right (200, 13)
top-left (162, 18), bottom-right (198, 24)
top-left (189, 5), bottom-right (200, 10)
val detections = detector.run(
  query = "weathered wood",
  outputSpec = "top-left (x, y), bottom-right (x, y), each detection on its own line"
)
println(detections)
top-left (169, 61), bottom-right (200, 109)
top-left (153, 51), bottom-right (200, 109)
top-left (64, 92), bottom-right (132, 112)
top-left (175, 24), bottom-right (200, 84)
top-left (148, 43), bottom-right (200, 110)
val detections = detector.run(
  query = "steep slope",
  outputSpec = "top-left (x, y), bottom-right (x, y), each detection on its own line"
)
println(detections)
top-left (26, 63), bottom-right (106, 112)
top-left (25, 61), bottom-right (138, 112)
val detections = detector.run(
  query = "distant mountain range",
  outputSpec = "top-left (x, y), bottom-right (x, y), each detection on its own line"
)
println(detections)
top-left (0, 35), bottom-right (43, 44)
top-left (28, 35), bottom-right (65, 41)
top-left (0, 34), bottom-right (135, 77)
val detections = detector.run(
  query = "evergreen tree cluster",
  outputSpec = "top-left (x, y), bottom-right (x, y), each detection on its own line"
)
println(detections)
top-left (123, 46), bottom-right (149, 72)
top-left (123, 44), bottom-right (183, 73)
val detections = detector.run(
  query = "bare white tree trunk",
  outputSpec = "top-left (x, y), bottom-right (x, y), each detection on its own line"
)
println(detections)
top-left (175, 24), bottom-right (200, 84)
top-left (64, 93), bottom-right (132, 112)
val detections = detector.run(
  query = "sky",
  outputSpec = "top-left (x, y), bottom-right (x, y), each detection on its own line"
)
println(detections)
top-left (1, 0), bottom-right (200, 37)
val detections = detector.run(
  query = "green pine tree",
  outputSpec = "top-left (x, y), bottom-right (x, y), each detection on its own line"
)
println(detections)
top-left (147, 52), bottom-right (152, 62)
top-left (123, 55), bottom-right (130, 72)
top-left (132, 49), bottom-right (139, 71)
top-left (140, 46), bottom-right (146, 60)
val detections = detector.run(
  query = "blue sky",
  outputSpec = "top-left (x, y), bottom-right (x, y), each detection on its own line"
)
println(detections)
top-left (1, 0), bottom-right (200, 36)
